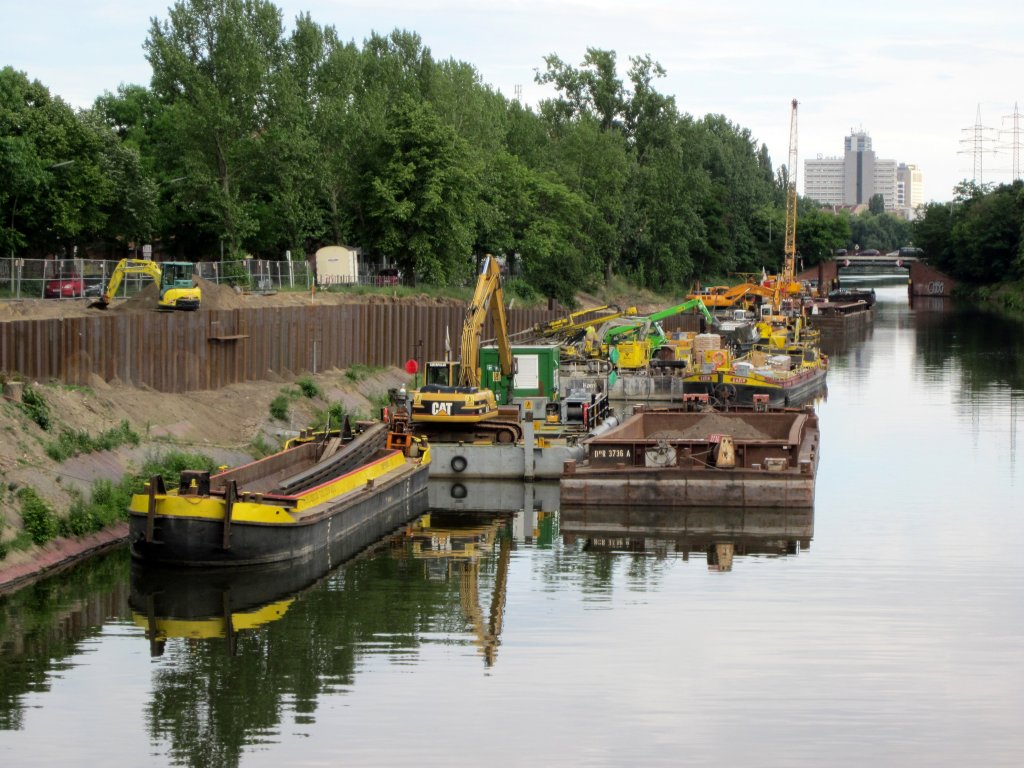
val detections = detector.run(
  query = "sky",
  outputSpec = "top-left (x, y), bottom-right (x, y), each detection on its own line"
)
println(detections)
top-left (2, 0), bottom-right (1022, 203)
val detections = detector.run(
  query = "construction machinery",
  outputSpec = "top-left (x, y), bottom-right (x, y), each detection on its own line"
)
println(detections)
top-left (90, 258), bottom-right (201, 311)
top-left (599, 298), bottom-right (717, 369)
top-left (408, 256), bottom-right (522, 443)
top-left (686, 283), bottom-right (764, 309)
top-left (772, 98), bottom-right (802, 313)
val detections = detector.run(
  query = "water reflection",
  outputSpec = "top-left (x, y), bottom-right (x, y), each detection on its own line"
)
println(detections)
top-left (401, 511), bottom-right (512, 667)
top-left (911, 304), bottom-right (1024, 394)
top-left (0, 549), bottom-right (131, 730)
top-left (561, 505), bottom-right (814, 571)
top-left (428, 478), bottom-right (559, 545)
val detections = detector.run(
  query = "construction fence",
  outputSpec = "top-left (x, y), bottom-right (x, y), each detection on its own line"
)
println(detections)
top-left (0, 257), bottom-right (323, 300)
top-left (0, 303), bottom-right (567, 393)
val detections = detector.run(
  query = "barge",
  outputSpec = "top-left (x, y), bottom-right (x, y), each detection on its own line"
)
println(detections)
top-left (129, 421), bottom-right (431, 566)
top-left (561, 404), bottom-right (820, 509)
top-left (680, 329), bottom-right (828, 407)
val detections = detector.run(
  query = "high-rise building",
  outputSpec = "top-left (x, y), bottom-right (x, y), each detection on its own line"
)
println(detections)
top-left (897, 163), bottom-right (923, 209)
top-left (804, 130), bottom-right (910, 212)
top-left (804, 157), bottom-right (844, 206)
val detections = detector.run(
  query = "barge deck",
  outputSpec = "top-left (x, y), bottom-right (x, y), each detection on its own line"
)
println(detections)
top-left (561, 405), bottom-right (820, 509)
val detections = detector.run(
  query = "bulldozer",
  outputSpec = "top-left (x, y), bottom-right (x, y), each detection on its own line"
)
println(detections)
top-left (407, 256), bottom-right (522, 444)
top-left (90, 258), bottom-right (201, 311)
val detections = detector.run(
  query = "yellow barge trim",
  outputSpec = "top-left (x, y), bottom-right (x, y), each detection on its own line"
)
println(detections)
top-left (131, 598), bottom-right (294, 639)
top-left (128, 450), bottom-right (411, 525)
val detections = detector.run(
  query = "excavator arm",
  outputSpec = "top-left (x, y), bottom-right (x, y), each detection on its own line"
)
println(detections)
top-left (603, 298), bottom-right (715, 343)
top-left (94, 259), bottom-right (162, 308)
top-left (458, 256), bottom-right (513, 388)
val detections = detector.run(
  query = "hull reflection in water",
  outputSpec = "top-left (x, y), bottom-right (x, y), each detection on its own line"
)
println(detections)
top-left (428, 477), bottom-right (560, 545)
top-left (560, 505), bottom-right (814, 571)
top-left (131, 487), bottom-right (429, 655)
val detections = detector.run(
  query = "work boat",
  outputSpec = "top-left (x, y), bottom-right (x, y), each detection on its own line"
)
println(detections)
top-left (681, 318), bottom-right (828, 408)
top-left (129, 419), bottom-right (430, 566)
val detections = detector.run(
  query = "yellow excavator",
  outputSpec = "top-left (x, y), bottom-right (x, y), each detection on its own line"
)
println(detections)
top-left (408, 255), bottom-right (522, 443)
top-left (91, 258), bottom-right (201, 311)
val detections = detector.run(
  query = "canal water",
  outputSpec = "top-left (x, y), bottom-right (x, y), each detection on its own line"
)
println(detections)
top-left (2, 281), bottom-right (1023, 767)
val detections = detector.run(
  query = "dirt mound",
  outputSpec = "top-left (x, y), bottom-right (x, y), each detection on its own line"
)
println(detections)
top-left (196, 278), bottom-right (248, 310)
top-left (650, 413), bottom-right (771, 441)
top-left (112, 276), bottom-right (246, 312)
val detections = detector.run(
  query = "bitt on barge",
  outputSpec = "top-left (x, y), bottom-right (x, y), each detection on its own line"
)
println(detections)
top-left (561, 400), bottom-right (820, 509)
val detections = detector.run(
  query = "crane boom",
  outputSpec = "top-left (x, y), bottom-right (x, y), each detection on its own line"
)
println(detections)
top-left (774, 98), bottom-right (799, 312)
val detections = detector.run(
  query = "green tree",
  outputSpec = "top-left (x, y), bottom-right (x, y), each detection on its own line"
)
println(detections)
top-left (868, 193), bottom-right (885, 215)
top-left (0, 67), bottom-right (120, 258)
top-left (357, 96), bottom-right (479, 285)
top-left (797, 208), bottom-right (851, 266)
top-left (145, 0), bottom-right (288, 258)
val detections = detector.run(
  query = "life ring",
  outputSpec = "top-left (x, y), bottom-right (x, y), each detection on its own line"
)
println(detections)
top-left (450, 482), bottom-right (468, 499)
top-left (450, 455), bottom-right (468, 473)
top-left (712, 350), bottom-right (727, 368)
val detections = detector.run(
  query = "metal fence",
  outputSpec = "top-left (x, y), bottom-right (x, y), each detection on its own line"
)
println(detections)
top-left (0, 257), bottom-right (321, 300)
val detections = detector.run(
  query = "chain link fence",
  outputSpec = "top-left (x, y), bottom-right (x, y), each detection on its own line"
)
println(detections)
top-left (0, 257), bottom-right (412, 301)
top-left (0, 257), bottom-right (324, 300)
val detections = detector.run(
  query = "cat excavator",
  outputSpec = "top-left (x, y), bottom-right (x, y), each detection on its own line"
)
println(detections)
top-left (90, 258), bottom-right (201, 311)
top-left (407, 256), bottom-right (522, 443)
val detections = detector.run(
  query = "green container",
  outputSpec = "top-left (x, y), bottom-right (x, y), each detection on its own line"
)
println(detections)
top-left (479, 343), bottom-right (561, 404)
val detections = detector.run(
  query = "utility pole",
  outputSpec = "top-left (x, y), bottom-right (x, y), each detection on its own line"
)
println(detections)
top-left (958, 104), bottom-right (997, 186)
top-left (1000, 102), bottom-right (1023, 182)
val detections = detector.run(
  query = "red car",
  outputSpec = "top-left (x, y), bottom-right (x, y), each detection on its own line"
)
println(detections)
top-left (44, 274), bottom-right (86, 298)
top-left (376, 268), bottom-right (401, 286)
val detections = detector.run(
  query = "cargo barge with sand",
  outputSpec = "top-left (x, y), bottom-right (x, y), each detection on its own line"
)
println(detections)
top-left (561, 403), bottom-right (820, 509)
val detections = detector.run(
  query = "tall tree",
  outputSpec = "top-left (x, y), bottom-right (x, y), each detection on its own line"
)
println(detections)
top-left (145, 0), bottom-right (287, 258)
top-left (0, 67), bottom-right (115, 258)
top-left (357, 96), bottom-right (479, 285)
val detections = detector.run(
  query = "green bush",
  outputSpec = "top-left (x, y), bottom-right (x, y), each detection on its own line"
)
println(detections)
top-left (269, 394), bottom-right (290, 420)
top-left (248, 433), bottom-right (278, 458)
top-left (44, 420), bottom-right (140, 462)
top-left (344, 364), bottom-right (376, 383)
top-left (505, 277), bottom-right (542, 305)
top-left (220, 260), bottom-right (252, 288)
top-left (296, 376), bottom-right (323, 399)
top-left (20, 384), bottom-right (52, 431)
top-left (65, 450), bottom-right (219, 534)
top-left (310, 402), bottom-right (348, 431)
top-left (18, 487), bottom-right (60, 545)
top-left (368, 391), bottom-right (391, 418)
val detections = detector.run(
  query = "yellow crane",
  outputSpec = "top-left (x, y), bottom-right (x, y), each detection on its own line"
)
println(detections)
top-left (774, 98), bottom-right (801, 313)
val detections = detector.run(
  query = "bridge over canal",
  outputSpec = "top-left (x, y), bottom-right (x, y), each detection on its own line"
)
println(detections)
top-left (796, 251), bottom-right (957, 299)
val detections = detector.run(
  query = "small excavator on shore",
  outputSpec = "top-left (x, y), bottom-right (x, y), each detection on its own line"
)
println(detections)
top-left (90, 258), bottom-right (201, 311)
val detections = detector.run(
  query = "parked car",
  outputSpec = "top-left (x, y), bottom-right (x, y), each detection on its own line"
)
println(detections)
top-left (44, 274), bottom-right (85, 298)
top-left (376, 268), bottom-right (401, 286)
